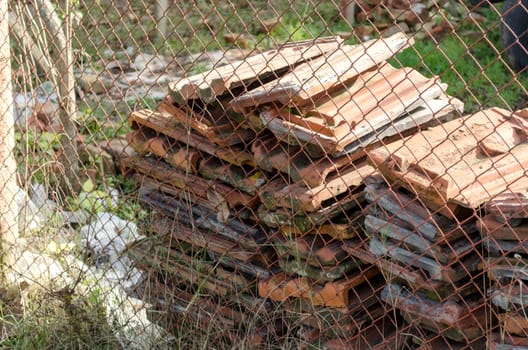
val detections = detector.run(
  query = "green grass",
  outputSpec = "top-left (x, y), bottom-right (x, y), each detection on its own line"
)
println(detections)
top-left (0, 287), bottom-right (119, 350)
top-left (74, 1), bottom-right (526, 113)
top-left (392, 7), bottom-right (528, 112)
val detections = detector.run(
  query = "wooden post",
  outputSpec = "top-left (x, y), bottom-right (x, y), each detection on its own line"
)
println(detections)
top-left (0, 1), bottom-right (19, 270)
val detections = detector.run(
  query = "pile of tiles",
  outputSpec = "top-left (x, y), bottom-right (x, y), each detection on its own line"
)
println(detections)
top-left (363, 107), bottom-right (528, 348)
top-left (121, 32), bottom-right (466, 347)
top-left (478, 191), bottom-right (528, 349)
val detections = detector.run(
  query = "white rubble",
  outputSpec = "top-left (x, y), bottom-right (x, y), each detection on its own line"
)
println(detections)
top-left (80, 212), bottom-right (144, 289)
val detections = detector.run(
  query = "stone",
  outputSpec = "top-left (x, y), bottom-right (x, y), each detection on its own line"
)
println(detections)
top-left (79, 72), bottom-right (113, 94)
top-left (132, 53), bottom-right (169, 73)
top-left (80, 212), bottom-right (141, 271)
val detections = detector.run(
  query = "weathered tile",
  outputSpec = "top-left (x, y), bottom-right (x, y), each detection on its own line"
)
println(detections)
top-left (369, 107), bottom-right (528, 211)
top-left (381, 283), bottom-right (487, 342)
top-left (483, 237), bottom-right (528, 256)
top-left (491, 283), bottom-right (528, 311)
top-left (280, 220), bottom-right (361, 240)
top-left (364, 180), bottom-right (475, 242)
top-left (485, 257), bottom-right (528, 283)
top-left (199, 157), bottom-right (266, 195)
top-left (273, 235), bottom-right (349, 267)
top-left (477, 215), bottom-right (528, 241)
top-left (129, 239), bottom-right (253, 297)
top-left (292, 64), bottom-right (445, 139)
top-left (138, 182), bottom-right (263, 248)
top-left (159, 97), bottom-right (255, 146)
top-left (259, 163), bottom-right (371, 212)
top-left (322, 316), bottom-right (406, 350)
top-left (365, 214), bottom-right (478, 265)
top-left (278, 258), bottom-right (358, 283)
top-left (122, 156), bottom-right (258, 209)
top-left (230, 33), bottom-right (412, 112)
top-left (170, 37), bottom-right (343, 104)
top-left (283, 299), bottom-right (385, 338)
top-left (370, 236), bottom-right (480, 283)
top-left (343, 239), bottom-right (479, 299)
top-left (252, 136), bottom-right (367, 188)
top-left (258, 267), bottom-right (379, 308)
top-left (147, 212), bottom-right (256, 263)
top-left (258, 190), bottom-right (364, 233)
top-left (261, 96), bottom-right (461, 157)
top-left (412, 332), bottom-right (487, 350)
top-left (129, 109), bottom-right (255, 167)
top-left (488, 332), bottom-right (528, 350)
top-left (126, 128), bottom-right (200, 173)
top-left (498, 312), bottom-right (528, 336)
top-left (485, 191), bottom-right (528, 225)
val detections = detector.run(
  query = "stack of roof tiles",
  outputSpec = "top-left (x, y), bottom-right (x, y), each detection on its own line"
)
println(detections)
top-left (478, 191), bottom-right (528, 349)
top-left (122, 33), bottom-right (467, 347)
top-left (363, 108), bottom-right (528, 348)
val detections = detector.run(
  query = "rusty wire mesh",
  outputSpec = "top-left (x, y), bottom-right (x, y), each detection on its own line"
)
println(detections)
top-left (3, 0), bottom-right (528, 349)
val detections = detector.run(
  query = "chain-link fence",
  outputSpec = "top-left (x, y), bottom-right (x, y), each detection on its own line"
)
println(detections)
top-left (1, 0), bottom-right (527, 348)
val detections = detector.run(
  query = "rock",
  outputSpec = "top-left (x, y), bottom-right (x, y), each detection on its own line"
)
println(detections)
top-left (15, 186), bottom-right (47, 234)
top-left (382, 23), bottom-right (410, 37)
top-left (30, 101), bottom-right (62, 132)
top-left (105, 59), bottom-right (130, 72)
top-left (132, 53), bottom-right (169, 73)
top-left (390, 0), bottom-right (412, 9)
top-left (337, 31), bottom-right (355, 40)
top-left (13, 92), bottom-right (34, 126)
top-left (405, 4), bottom-right (429, 26)
top-left (354, 25), bottom-right (376, 41)
top-left (80, 213), bottom-right (142, 283)
top-left (444, 0), bottom-right (468, 18)
top-left (29, 183), bottom-right (57, 219)
top-left (36, 81), bottom-right (58, 102)
top-left (224, 33), bottom-right (250, 49)
top-left (9, 251), bottom-right (69, 287)
top-left (79, 72), bottom-right (113, 94)
top-left (427, 20), bottom-right (454, 41)
top-left (61, 210), bottom-right (90, 225)
top-left (256, 18), bottom-right (281, 34)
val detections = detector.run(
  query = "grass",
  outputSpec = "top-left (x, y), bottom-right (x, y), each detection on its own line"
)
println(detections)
top-left (74, 1), bottom-right (526, 113)
top-left (0, 286), bottom-right (119, 350)
top-left (392, 6), bottom-right (528, 112)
